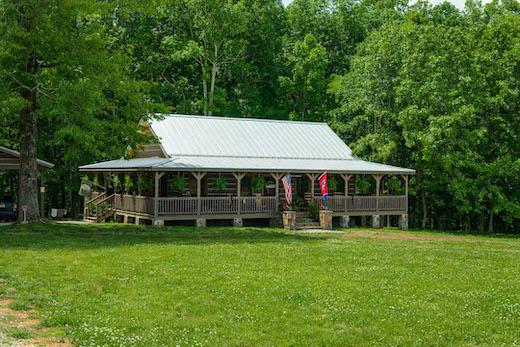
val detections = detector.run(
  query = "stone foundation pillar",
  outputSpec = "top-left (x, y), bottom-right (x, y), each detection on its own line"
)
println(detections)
top-left (340, 215), bottom-right (350, 228)
top-left (135, 217), bottom-right (140, 225)
top-left (399, 214), bottom-right (409, 230)
top-left (196, 218), bottom-right (206, 228)
top-left (319, 210), bottom-right (333, 230)
top-left (371, 215), bottom-right (380, 228)
top-left (233, 218), bottom-right (243, 228)
top-left (153, 219), bottom-right (164, 227)
top-left (283, 211), bottom-right (297, 230)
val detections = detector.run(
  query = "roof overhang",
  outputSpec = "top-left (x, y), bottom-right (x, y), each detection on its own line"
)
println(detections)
top-left (79, 156), bottom-right (416, 175)
top-left (0, 146), bottom-right (54, 170)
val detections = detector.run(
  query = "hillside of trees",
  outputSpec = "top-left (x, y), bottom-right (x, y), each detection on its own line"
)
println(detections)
top-left (0, 0), bottom-right (519, 231)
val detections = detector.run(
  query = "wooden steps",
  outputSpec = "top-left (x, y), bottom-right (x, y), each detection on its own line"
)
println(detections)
top-left (295, 213), bottom-right (321, 230)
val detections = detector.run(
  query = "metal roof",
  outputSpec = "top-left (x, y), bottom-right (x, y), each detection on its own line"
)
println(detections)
top-left (149, 114), bottom-right (354, 159)
top-left (79, 156), bottom-right (414, 174)
top-left (0, 146), bottom-right (54, 169)
top-left (79, 114), bottom-right (415, 174)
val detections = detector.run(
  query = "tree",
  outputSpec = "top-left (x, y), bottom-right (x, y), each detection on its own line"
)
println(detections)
top-left (0, 0), bottom-right (150, 222)
top-left (330, 1), bottom-right (520, 231)
top-left (278, 33), bottom-right (329, 121)
top-left (161, 0), bottom-right (249, 116)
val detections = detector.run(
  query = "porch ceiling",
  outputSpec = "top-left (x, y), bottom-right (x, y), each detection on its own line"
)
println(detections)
top-left (78, 155), bottom-right (415, 175)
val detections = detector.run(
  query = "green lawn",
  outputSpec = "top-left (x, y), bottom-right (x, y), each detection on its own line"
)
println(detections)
top-left (0, 224), bottom-right (519, 346)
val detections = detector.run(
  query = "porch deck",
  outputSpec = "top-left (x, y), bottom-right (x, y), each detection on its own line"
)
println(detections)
top-left (85, 193), bottom-right (408, 223)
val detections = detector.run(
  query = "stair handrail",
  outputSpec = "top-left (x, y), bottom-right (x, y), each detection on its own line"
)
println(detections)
top-left (95, 193), bottom-right (116, 222)
top-left (84, 192), bottom-right (106, 220)
top-left (85, 192), bottom-right (106, 206)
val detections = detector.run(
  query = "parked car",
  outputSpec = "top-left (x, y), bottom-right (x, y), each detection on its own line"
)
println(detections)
top-left (0, 196), bottom-right (17, 222)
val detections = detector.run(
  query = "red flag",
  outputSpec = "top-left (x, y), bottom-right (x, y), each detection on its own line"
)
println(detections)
top-left (318, 171), bottom-right (329, 202)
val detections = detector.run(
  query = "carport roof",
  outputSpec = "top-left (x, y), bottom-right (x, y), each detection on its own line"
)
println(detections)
top-left (0, 146), bottom-right (54, 169)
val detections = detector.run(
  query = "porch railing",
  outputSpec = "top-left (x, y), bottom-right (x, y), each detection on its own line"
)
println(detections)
top-left (115, 194), bottom-right (154, 215)
top-left (106, 194), bottom-right (406, 216)
top-left (313, 195), bottom-right (407, 212)
top-left (240, 196), bottom-right (277, 213)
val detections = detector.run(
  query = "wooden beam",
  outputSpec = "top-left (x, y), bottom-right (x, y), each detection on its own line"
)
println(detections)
top-left (271, 173), bottom-right (283, 212)
top-left (191, 172), bottom-right (207, 215)
top-left (233, 173), bottom-right (245, 215)
top-left (154, 172), bottom-right (165, 220)
top-left (373, 174), bottom-right (383, 212)
top-left (401, 174), bottom-right (409, 212)
top-left (306, 173), bottom-right (318, 198)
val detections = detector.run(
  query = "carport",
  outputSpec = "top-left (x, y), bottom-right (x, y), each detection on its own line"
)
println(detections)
top-left (0, 146), bottom-right (54, 220)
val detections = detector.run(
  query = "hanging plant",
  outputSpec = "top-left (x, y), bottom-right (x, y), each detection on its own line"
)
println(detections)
top-left (112, 174), bottom-right (121, 193)
top-left (137, 175), bottom-right (152, 195)
top-left (123, 174), bottom-right (134, 194)
top-left (328, 176), bottom-right (339, 193)
top-left (252, 176), bottom-right (266, 194)
top-left (169, 176), bottom-right (185, 193)
top-left (92, 174), bottom-right (100, 188)
top-left (212, 176), bottom-right (227, 192)
top-left (81, 175), bottom-right (90, 184)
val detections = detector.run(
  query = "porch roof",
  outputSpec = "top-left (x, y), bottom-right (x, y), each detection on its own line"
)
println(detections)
top-left (79, 156), bottom-right (415, 174)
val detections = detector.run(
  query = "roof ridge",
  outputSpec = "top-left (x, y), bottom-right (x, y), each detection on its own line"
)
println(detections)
top-left (154, 113), bottom-right (328, 126)
top-left (166, 154), bottom-right (353, 160)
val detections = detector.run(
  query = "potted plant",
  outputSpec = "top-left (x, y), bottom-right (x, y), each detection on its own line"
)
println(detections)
top-left (169, 175), bottom-right (185, 195)
top-left (123, 174), bottom-right (134, 195)
top-left (212, 175), bottom-right (227, 192)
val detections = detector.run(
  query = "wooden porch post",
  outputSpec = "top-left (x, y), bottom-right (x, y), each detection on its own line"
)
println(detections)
top-left (341, 174), bottom-right (352, 212)
top-left (39, 171), bottom-right (45, 217)
top-left (401, 174), bottom-right (409, 211)
top-left (192, 172), bottom-right (206, 215)
top-left (306, 173), bottom-right (318, 198)
top-left (271, 173), bottom-right (283, 212)
top-left (154, 172), bottom-right (165, 220)
top-left (374, 174), bottom-right (383, 212)
top-left (233, 173), bottom-right (245, 215)
top-left (103, 172), bottom-right (109, 193)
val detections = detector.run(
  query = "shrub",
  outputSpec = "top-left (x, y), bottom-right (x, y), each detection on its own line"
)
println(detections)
top-left (308, 201), bottom-right (319, 221)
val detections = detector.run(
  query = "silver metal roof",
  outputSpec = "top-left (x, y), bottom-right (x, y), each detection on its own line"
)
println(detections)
top-left (150, 114), bottom-right (354, 159)
top-left (79, 156), bottom-right (414, 174)
top-left (79, 114), bottom-right (415, 174)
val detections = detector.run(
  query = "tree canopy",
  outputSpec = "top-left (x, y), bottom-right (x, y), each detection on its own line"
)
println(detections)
top-left (0, 0), bottom-right (518, 231)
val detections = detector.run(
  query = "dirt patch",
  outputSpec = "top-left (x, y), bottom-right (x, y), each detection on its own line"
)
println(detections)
top-left (0, 298), bottom-right (71, 347)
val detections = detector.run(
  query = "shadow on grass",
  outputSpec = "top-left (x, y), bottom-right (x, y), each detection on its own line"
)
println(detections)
top-left (0, 222), bottom-right (330, 250)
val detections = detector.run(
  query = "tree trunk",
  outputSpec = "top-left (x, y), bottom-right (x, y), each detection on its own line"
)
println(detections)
top-left (209, 61), bottom-right (218, 116)
top-left (488, 213), bottom-right (494, 233)
top-left (18, 88), bottom-right (40, 223)
top-left (202, 64), bottom-right (208, 116)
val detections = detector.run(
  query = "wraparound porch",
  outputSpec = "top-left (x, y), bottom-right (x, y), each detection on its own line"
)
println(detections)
top-left (83, 171), bottom-right (410, 228)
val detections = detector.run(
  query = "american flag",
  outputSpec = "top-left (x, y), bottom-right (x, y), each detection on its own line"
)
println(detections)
top-left (282, 173), bottom-right (292, 205)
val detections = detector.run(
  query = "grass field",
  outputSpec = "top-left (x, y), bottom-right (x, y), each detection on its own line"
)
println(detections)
top-left (0, 224), bottom-right (519, 346)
